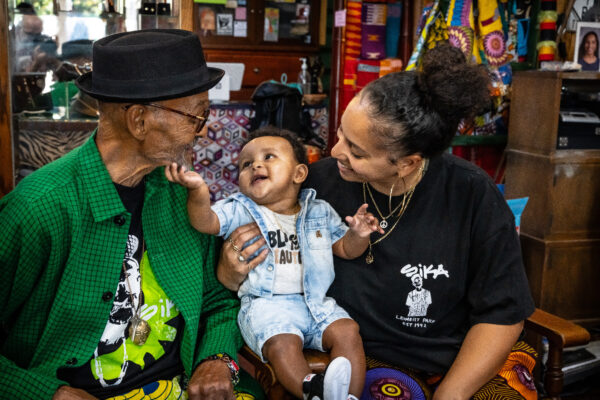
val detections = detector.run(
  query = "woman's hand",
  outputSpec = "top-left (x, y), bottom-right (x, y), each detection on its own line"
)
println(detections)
top-left (216, 223), bottom-right (268, 291)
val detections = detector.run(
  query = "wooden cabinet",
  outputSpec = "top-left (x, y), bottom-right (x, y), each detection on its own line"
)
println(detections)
top-left (505, 71), bottom-right (600, 327)
top-left (192, 0), bottom-right (321, 100)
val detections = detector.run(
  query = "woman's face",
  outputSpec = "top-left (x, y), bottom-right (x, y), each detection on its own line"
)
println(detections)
top-left (330, 97), bottom-right (398, 187)
top-left (585, 33), bottom-right (597, 56)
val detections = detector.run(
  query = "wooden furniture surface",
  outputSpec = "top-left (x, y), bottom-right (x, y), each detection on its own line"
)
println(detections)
top-left (505, 70), bottom-right (600, 327)
top-left (203, 49), bottom-right (317, 100)
top-left (191, 0), bottom-right (321, 101)
top-left (239, 309), bottom-right (591, 400)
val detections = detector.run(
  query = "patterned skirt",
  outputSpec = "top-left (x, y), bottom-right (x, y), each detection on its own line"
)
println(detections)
top-left (361, 341), bottom-right (538, 400)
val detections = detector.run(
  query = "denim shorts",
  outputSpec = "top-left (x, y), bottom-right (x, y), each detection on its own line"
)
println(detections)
top-left (238, 294), bottom-right (352, 362)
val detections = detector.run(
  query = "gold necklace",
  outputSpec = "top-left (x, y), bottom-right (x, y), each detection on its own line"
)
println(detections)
top-left (362, 159), bottom-right (428, 264)
top-left (365, 183), bottom-right (403, 229)
top-left (122, 243), bottom-right (151, 345)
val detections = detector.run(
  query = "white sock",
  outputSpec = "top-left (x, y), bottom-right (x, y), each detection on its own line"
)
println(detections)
top-left (347, 395), bottom-right (359, 400)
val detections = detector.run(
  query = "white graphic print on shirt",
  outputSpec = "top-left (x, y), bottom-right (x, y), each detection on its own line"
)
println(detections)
top-left (259, 206), bottom-right (303, 294)
top-left (396, 263), bottom-right (450, 329)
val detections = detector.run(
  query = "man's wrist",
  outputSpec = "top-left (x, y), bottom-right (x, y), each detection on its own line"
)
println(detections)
top-left (199, 353), bottom-right (240, 386)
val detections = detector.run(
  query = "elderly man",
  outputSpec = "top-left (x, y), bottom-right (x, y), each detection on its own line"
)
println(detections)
top-left (0, 29), bottom-right (242, 399)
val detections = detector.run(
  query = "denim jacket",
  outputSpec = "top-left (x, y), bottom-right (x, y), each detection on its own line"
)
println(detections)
top-left (212, 188), bottom-right (349, 322)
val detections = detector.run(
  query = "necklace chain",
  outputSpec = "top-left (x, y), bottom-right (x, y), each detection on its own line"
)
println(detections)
top-left (121, 241), bottom-right (151, 345)
top-left (362, 159), bottom-right (428, 264)
top-left (365, 183), bottom-right (403, 226)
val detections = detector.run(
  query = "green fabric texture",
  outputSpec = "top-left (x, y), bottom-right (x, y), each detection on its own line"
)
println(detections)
top-left (235, 369), bottom-right (266, 400)
top-left (0, 132), bottom-right (243, 398)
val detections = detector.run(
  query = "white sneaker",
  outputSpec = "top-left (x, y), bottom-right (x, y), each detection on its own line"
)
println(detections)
top-left (323, 356), bottom-right (352, 400)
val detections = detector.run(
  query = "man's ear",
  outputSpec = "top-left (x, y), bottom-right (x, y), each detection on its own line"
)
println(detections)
top-left (124, 104), bottom-right (147, 141)
top-left (293, 163), bottom-right (309, 184)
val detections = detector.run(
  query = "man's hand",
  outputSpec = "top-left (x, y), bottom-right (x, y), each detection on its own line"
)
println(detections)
top-left (187, 359), bottom-right (235, 400)
top-left (52, 386), bottom-right (98, 400)
top-left (345, 203), bottom-right (384, 237)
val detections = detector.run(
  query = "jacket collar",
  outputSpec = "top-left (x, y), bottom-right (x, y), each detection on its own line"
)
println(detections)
top-left (229, 187), bottom-right (316, 207)
top-left (77, 131), bottom-right (167, 222)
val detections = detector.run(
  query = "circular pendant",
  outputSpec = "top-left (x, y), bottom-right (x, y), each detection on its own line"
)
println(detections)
top-left (129, 316), bottom-right (151, 345)
top-left (379, 220), bottom-right (388, 229)
top-left (366, 253), bottom-right (374, 264)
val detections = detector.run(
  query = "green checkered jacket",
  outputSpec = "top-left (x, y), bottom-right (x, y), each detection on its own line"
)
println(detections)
top-left (0, 134), bottom-right (242, 398)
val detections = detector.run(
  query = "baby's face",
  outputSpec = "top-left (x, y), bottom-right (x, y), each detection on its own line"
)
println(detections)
top-left (238, 136), bottom-right (302, 206)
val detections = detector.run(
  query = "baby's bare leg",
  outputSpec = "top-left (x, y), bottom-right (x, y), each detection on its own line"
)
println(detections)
top-left (263, 333), bottom-right (311, 398)
top-left (322, 319), bottom-right (366, 396)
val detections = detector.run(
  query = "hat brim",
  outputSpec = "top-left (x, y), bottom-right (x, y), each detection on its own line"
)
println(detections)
top-left (75, 67), bottom-right (225, 103)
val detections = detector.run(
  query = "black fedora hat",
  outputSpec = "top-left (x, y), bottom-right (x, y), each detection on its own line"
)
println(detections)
top-left (75, 29), bottom-right (224, 102)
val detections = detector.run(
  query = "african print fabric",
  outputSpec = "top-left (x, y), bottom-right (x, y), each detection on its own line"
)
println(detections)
top-left (360, 341), bottom-right (537, 400)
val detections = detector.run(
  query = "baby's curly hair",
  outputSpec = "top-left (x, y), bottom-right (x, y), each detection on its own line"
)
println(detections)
top-left (246, 126), bottom-right (308, 165)
top-left (359, 43), bottom-right (491, 160)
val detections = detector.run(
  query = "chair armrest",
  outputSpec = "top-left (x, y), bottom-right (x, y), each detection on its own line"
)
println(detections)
top-left (524, 308), bottom-right (591, 399)
top-left (525, 308), bottom-right (590, 348)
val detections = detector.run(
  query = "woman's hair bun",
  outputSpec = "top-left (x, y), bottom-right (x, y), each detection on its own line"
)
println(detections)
top-left (422, 43), bottom-right (467, 76)
top-left (418, 43), bottom-right (491, 123)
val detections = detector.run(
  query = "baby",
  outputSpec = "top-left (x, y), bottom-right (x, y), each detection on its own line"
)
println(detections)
top-left (166, 126), bottom-right (383, 400)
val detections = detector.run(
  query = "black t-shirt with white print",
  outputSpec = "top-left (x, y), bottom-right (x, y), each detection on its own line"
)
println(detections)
top-left (58, 180), bottom-right (184, 398)
top-left (304, 154), bottom-right (535, 374)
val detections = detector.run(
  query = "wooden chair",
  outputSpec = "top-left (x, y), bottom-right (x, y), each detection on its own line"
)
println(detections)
top-left (237, 308), bottom-right (591, 400)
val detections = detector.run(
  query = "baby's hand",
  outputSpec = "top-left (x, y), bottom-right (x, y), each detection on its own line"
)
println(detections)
top-left (165, 162), bottom-right (206, 191)
top-left (345, 203), bottom-right (384, 237)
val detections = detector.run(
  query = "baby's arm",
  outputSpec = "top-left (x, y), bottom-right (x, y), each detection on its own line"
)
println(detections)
top-left (332, 203), bottom-right (383, 259)
top-left (165, 163), bottom-right (220, 235)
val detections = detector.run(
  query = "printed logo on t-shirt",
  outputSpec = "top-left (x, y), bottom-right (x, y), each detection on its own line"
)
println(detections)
top-left (267, 229), bottom-right (302, 265)
top-left (91, 234), bottom-right (181, 387)
top-left (395, 263), bottom-right (450, 329)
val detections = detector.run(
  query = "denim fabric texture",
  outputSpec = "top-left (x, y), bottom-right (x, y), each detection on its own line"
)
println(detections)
top-left (212, 188), bottom-right (349, 323)
top-left (238, 294), bottom-right (351, 362)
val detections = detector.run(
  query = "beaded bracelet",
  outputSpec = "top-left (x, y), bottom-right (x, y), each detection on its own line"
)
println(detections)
top-left (201, 353), bottom-right (240, 386)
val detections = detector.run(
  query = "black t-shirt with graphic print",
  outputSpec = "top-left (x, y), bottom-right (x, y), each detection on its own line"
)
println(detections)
top-left (304, 155), bottom-right (535, 374)
top-left (58, 180), bottom-right (184, 398)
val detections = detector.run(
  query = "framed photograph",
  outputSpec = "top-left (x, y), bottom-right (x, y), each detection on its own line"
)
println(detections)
top-left (216, 13), bottom-right (234, 35)
top-left (574, 22), bottom-right (600, 71)
top-left (566, 0), bottom-right (600, 31)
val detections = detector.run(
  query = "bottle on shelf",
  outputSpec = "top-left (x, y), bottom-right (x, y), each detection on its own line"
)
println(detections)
top-left (298, 57), bottom-right (311, 95)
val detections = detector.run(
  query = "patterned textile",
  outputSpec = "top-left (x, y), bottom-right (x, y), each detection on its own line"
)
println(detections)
top-left (107, 377), bottom-right (186, 400)
top-left (360, 341), bottom-right (537, 400)
top-left (105, 377), bottom-right (261, 400)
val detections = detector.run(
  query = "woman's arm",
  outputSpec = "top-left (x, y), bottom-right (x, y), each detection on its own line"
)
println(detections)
top-left (216, 223), bottom-right (268, 291)
top-left (432, 321), bottom-right (524, 400)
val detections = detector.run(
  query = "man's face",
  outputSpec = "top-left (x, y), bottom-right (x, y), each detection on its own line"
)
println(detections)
top-left (142, 92), bottom-right (209, 167)
top-left (238, 136), bottom-right (303, 207)
top-left (411, 275), bottom-right (423, 289)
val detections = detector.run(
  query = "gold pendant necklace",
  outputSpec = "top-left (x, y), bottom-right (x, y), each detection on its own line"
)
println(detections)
top-left (362, 159), bottom-right (428, 264)
top-left (365, 183), bottom-right (403, 229)
top-left (122, 244), bottom-right (151, 345)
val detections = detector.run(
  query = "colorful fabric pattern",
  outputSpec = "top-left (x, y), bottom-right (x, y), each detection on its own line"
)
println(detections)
top-left (107, 377), bottom-right (185, 400)
top-left (344, 0), bottom-right (363, 59)
top-left (360, 341), bottom-right (537, 400)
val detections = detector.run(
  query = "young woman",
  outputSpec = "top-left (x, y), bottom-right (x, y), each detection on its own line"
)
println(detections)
top-left (219, 44), bottom-right (537, 400)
